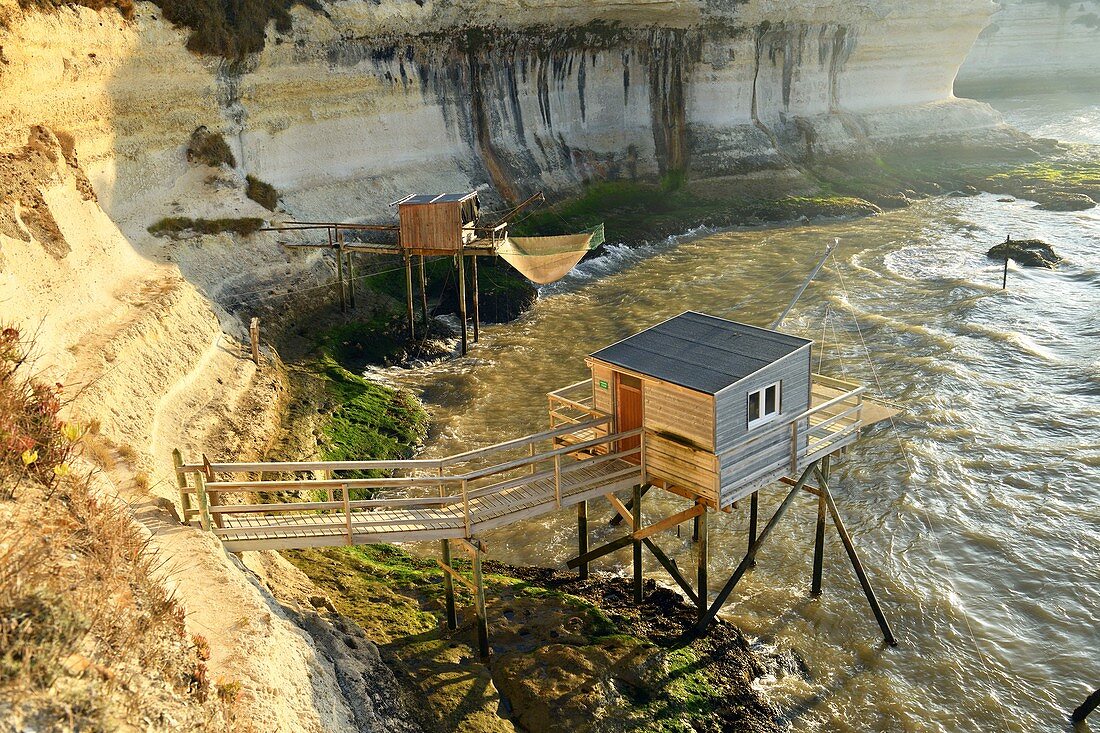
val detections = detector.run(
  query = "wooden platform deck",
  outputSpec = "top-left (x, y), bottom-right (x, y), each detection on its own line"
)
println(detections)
top-left (176, 420), bottom-right (643, 553)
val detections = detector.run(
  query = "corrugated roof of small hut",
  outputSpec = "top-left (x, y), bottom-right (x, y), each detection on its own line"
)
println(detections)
top-left (589, 311), bottom-right (811, 395)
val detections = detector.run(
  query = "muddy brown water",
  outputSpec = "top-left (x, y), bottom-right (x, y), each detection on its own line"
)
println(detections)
top-left (381, 96), bottom-right (1099, 732)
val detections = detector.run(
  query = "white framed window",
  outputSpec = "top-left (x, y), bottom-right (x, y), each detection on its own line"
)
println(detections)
top-left (747, 382), bottom-right (781, 429)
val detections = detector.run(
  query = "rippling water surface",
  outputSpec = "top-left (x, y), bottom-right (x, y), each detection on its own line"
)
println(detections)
top-left (386, 99), bottom-right (1099, 732)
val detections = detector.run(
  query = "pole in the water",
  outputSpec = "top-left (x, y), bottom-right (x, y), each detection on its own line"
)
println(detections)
top-left (772, 238), bottom-right (838, 329)
top-left (1002, 235), bottom-right (1010, 290)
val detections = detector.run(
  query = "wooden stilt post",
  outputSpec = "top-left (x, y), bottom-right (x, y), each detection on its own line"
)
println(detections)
top-left (472, 544), bottom-right (490, 659)
top-left (578, 500), bottom-right (589, 580)
top-left (748, 491), bottom-right (759, 567)
top-left (249, 317), bottom-right (260, 365)
top-left (812, 456), bottom-right (829, 595)
top-left (812, 488), bottom-right (827, 596)
top-left (697, 503), bottom-right (708, 625)
top-left (632, 485), bottom-right (643, 605)
top-left (693, 514), bottom-right (700, 542)
top-left (816, 466), bottom-right (897, 646)
top-left (418, 255), bottom-right (429, 329)
top-left (470, 255), bottom-right (480, 343)
top-left (1072, 688), bottom-right (1100, 723)
top-left (405, 253), bottom-right (416, 341)
top-left (333, 229), bottom-right (346, 312)
top-left (456, 254), bottom-right (468, 356)
top-left (346, 249), bottom-right (356, 308)
top-left (697, 462), bottom-right (816, 632)
top-left (441, 539), bottom-right (457, 630)
top-left (172, 449), bottom-right (192, 525)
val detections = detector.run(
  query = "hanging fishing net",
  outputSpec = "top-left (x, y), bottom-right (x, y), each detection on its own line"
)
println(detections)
top-left (496, 224), bottom-right (605, 285)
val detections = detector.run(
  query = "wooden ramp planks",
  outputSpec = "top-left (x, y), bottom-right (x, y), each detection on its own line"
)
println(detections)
top-left (215, 456), bottom-right (643, 552)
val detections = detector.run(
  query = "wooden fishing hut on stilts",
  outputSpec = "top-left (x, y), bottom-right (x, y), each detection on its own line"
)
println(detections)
top-left (263, 191), bottom-right (604, 355)
top-left (550, 311), bottom-right (899, 642)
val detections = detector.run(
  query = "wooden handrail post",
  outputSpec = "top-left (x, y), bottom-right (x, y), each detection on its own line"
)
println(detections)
top-left (553, 454), bottom-right (562, 508)
top-left (462, 479), bottom-right (471, 536)
top-left (172, 449), bottom-right (192, 525)
top-left (529, 443), bottom-right (536, 475)
top-left (194, 468), bottom-right (212, 533)
top-left (342, 483), bottom-right (353, 545)
top-left (790, 421), bottom-right (799, 474)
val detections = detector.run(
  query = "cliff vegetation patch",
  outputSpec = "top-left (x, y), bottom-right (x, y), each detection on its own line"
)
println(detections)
top-left (152, 0), bottom-right (322, 58)
top-left (245, 174), bottom-right (279, 210)
top-left (286, 544), bottom-right (784, 733)
top-left (15, 0), bottom-right (134, 21)
top-left (0, 326), bottom-right (239, 731)
top-left (186, 126), bottom-right (236, 168)
top-left (148, 216), bottom-right (264, 238)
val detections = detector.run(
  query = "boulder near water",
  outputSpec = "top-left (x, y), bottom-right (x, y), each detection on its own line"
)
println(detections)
top-left (987, 238), bottom-right (1062, 269)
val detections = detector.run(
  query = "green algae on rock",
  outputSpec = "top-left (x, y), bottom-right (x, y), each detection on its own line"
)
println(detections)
top-left (285, 545), bottom-right (783, 733)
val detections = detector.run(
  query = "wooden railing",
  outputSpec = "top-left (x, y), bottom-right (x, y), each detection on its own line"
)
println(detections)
top-left (174, 417), bottom-right (642, 542)
top-left (547, 379), bottom-right (601, 429)
top-left (715, 374), bottom-right (864, 485)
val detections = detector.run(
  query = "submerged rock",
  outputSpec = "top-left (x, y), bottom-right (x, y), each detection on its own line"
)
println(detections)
top-left (1034, 192), bottom-right (1097, 211)
top-left (987, 238), bottom-right (1062, 269)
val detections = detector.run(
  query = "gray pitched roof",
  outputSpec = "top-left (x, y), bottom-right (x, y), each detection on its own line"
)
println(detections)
top-left (589, 312), bottom-right (811, 395)
top-left (395, 192), bottom-right (478, 206)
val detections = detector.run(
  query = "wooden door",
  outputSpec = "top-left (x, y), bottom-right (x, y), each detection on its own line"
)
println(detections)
top-left (615, 374), bottom-right (643, 464)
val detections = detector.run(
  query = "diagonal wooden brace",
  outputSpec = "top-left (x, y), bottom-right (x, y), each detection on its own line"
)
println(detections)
top-left (633, 504), bottom-right (705, 542)
top-left (642, 537), bottom-right (698, 605)
top-left (566, 534), bottom-right (633, 570)
top-left (816, 466), bottom-right (897, 647)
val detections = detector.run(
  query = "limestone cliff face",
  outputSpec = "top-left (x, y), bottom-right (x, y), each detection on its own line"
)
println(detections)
top-left (957, 0), bottom-right (1100, 90)
top-left (1, 0), bottom-right (1003, 224)
top-left (243, 0), bottom-right (1003, 217)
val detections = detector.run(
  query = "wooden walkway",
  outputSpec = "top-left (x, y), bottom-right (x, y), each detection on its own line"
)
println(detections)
top-left (175, 419), bottom-right (643, 553)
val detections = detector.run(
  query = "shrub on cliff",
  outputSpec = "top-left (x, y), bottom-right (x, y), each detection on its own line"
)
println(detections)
top-left (152, 0), bottom-right (322, 58)
top-left (246, 174), bottom-right (279, 210)
top-left (0, 326), bottom-right (238, 729)
top-left (148, 216), bottom-right (264, 238)
top-left (187, 126), bottom-right (236, 168)
top-left (16, 0), bottom-right (134, 21)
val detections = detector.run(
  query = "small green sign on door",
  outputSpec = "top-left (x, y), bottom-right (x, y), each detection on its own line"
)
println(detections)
top-left (598, 380), bottom-right (609, 390)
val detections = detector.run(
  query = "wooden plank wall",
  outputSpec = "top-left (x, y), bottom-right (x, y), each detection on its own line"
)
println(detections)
top-left (645, 432), bottom-right (719, 503)
top-left (643, 381), bottom-right (715, 451)
top-left (591, 363), bottom-right (613, 414)
top-left (400, 202), bottom-right (462, 251)
top-left (714, 345), bottom-right (812, 508)
top-left (713, 345), bottom-right (812, 453)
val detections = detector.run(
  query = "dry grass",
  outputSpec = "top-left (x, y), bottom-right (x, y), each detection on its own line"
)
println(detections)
top-left (186, 127), bottom-right (235, 169)
top-left (148, 217), bottom-right (265, 239)
top-left (245, 175), bottom-right (279, 211)
top-left (0, 325), bottom-right (239, 730)
top-left (16, 0), bottom-right (134, 21)
top-left (151, 0), bottom-right (321, 58)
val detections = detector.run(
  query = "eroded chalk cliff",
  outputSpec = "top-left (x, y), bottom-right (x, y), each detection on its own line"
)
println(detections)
top-left (957, 0), bottom-right (1100, 91)
top-left (2, 0), bottom-right (1007, 227)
